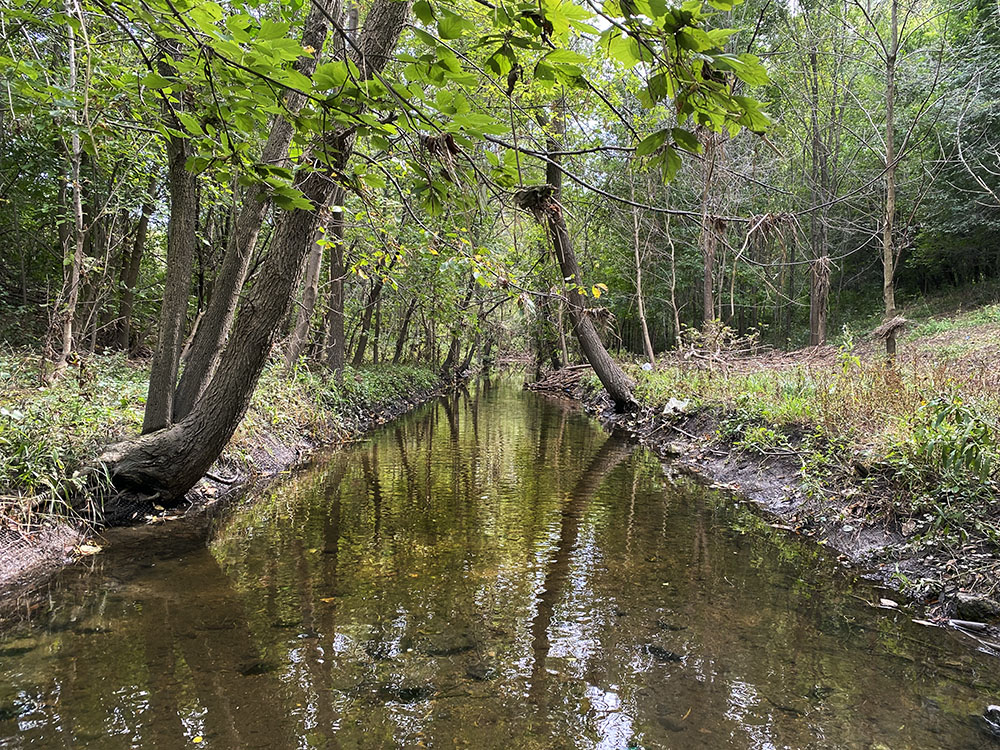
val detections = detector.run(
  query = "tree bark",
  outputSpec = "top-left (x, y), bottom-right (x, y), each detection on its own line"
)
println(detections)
top-left (631, 201), bottom-right (655, 363)
top-left (50, 0), bottom-right (87, 380)
top-left (517, 186), bottom-right (636, 410)
top-left (698, 131), bottom-right (718, 330)
top-left (284, 205), bottom-right (330, 370)
top-left (142, 62), bottom-right (198, 434)
top-left (518, 102), bottom-right (634, 409)
top-left (809, 255), bottom-right (831, 346)
top-left (352, 277), bottom-right (382, 366)
top-left (392, 297), bottom-right (417, 364)
top-left (807, 50), bottom-right (831, 346)
top-left (323, 198), bottom-right (347, 371)
top-left (172, 0), bottom-right (341, 419)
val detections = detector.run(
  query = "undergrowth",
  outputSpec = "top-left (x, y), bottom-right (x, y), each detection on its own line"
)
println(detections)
top-left (630, 338), bottom-right (1000, 553)
top-left (0, 351), bottom-right (440, 527)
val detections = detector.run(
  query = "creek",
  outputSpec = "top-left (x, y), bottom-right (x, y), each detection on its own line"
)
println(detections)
top-left (1, 381), bottom-right (998, 749)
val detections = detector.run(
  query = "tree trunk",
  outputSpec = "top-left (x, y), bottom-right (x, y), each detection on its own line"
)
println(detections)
top-left (699, 130), bottom-right (718, 331)
top-left (882, 0), bottom-right (899, 359)
top-left (285, 205), bottom-right (330, 370)
top-left (518, 187), bottom-right (635, 410)
top-left (809, 255), bottom-right (831, 346)
top-left (631, 201), bottom-right (655, 364)
top-left (807, 49), bottom-right (831, 347)
top-left (117, 184), bottom-right (154, 352)
top-left (172, 0), bottom-right (341, 419)
top-left (50, 0), bottom-right (87, 380)
top-left (142, 53), bottom-right (199, 434)
top-left (323, 198), bottom-right (347, 371)
top-left (352, 277), bottom-right (382, 366)
top-left (392, 297), bottom-right (417, 364)
top-left (520, 102), bottom-right (634, 409)
top-left (102, 0), bottom-right (411, 507)
top-left (372, 295), bottom-right (381, 364)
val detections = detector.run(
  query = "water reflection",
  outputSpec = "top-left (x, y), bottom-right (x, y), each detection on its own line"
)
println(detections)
top-left (1, 380), bottom-right (999, 749)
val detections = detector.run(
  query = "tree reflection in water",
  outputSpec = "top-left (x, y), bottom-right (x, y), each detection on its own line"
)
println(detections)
top-left (1, 382), bottom-right (999, 749)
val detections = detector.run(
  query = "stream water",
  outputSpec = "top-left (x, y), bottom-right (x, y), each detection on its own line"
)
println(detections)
top-left (1, 381), bottom-right (998, 749)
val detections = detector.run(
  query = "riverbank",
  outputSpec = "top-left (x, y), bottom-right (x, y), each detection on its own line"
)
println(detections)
top-left (0, 352), bottom-right (445, 594)
top-left (535, 310), bottom-right (1000, 637)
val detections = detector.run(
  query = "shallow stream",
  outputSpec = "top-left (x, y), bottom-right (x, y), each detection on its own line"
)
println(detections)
top-left (1, 381), bottom-right (998, 748)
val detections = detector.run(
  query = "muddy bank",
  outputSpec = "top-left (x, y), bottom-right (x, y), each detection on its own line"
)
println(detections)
top-left (0, 378), bottom-right (450, 607)
top-left (535, 378), bottom-right (1000, 649)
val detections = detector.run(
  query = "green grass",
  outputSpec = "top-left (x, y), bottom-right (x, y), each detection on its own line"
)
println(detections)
top-left (905, 303), bottom-right (1000, 341)
top-left (0, 351), bottom-right (440, 526)
top-left (627, 343), bottom-right (1000, 560)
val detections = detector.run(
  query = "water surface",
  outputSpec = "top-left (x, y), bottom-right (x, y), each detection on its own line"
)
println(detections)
top-left (1, 381), bottom-right (998, 749)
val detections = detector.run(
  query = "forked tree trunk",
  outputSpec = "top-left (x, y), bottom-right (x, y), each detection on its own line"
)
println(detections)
top-left (392, 297), bottom-right (417, 364)
top-left (353, 276), bottom-right (384, 366)
top-left (100, 0), bottom-right (411, 508)
top-left (172, 0), bottom-right (341, 419)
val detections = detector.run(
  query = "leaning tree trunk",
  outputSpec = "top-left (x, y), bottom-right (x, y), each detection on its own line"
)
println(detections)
top-left (100, 0), bottom-right (412, 509)
top-left (517, 186), bottom-right (636, 411)
top-left (516, 104), bottom-right (634, 409)
top-left (172, 0), bottom-right (341, 419)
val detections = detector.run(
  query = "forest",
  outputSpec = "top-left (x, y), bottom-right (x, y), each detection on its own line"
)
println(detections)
top-left (3, 0), bottom-right (1000, 744)
top-left (2, 0), bottom-right (1000, 541)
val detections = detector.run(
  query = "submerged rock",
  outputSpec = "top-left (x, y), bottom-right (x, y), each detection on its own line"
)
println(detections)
top-left (645, 644), bottom-right (683, 662)
top-left (955, 593), bottom-right (1000, 623)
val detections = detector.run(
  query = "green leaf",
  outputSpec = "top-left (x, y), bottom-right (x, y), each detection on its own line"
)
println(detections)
top-left (141, 72), bottom-right (172, 89)
top-left (671, 127), bottom-right (700, 152)
top-left (635, 128), bottom-right (668, 156)
top-left (258, 18), bottom-right (290, 40)
top-left (663, 145), bottom-right (682, 181)
top-left (313, 61), bottom-right (351, 90)
top-left (438, 9), bottom-right (474, 39)
top-left (413, 0), bottom-right (435, 24)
